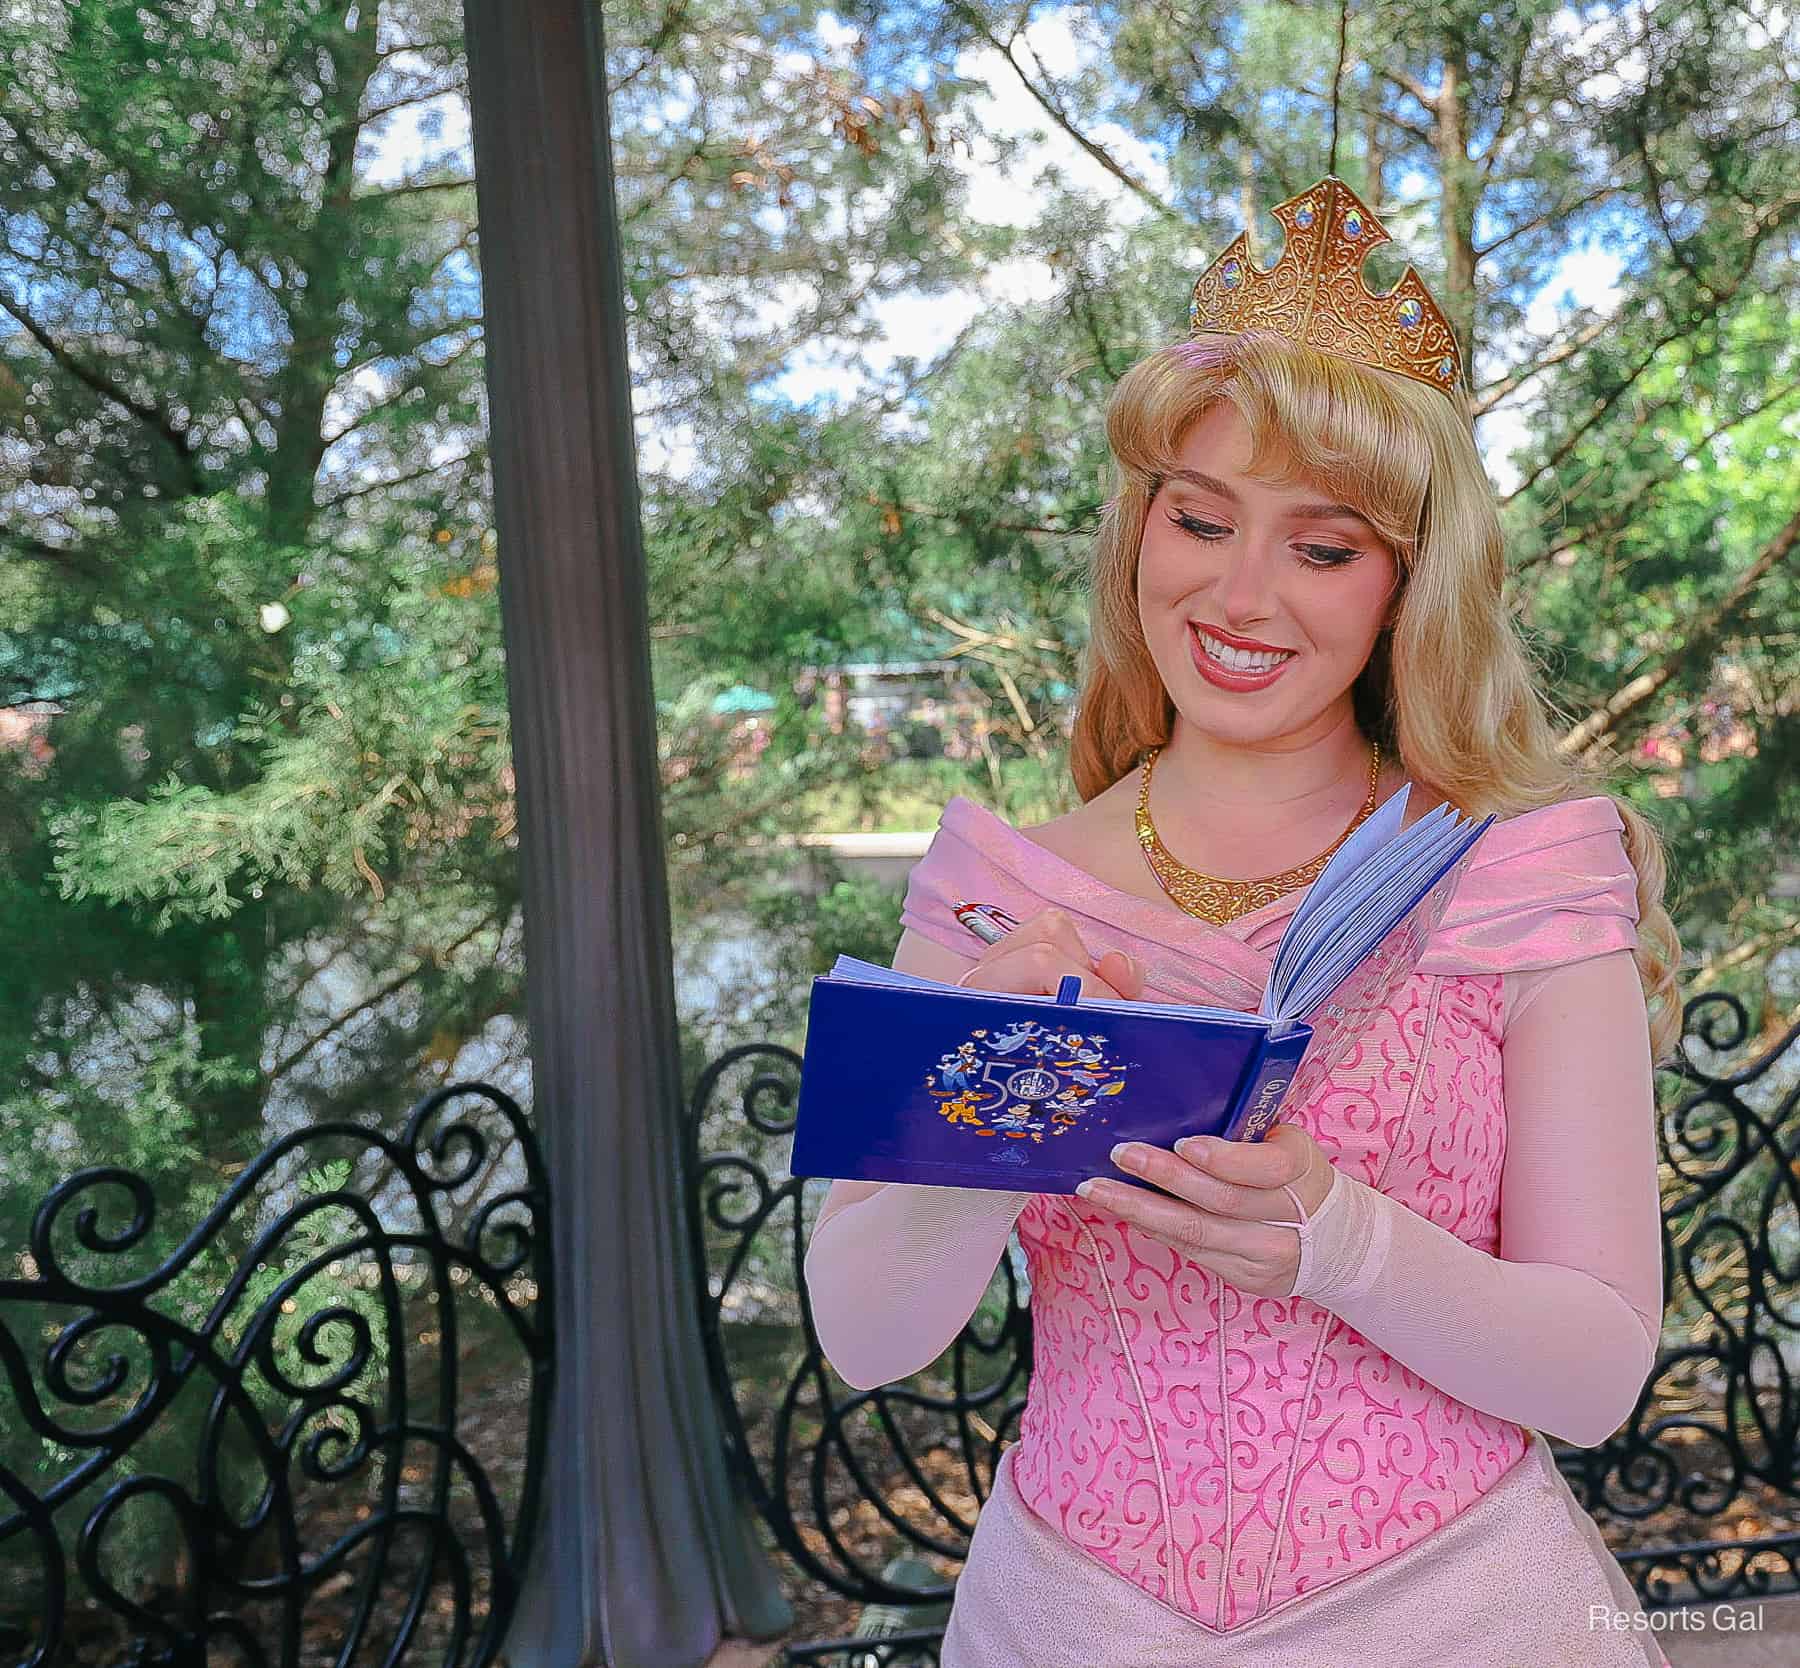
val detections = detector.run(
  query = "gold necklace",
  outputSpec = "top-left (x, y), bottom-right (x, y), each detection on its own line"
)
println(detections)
top-left (1135, 738), bottom-right (1382, 925)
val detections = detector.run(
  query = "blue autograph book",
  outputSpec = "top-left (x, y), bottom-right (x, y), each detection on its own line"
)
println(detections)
top-left (791, 785), bottom-right (1496, 1196)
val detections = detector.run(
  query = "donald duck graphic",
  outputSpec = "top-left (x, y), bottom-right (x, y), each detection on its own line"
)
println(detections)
top-left (924, 1016), bottom-right (1133, 1156)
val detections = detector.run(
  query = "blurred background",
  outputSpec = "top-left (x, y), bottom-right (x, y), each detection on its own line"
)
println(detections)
top-left (3, 0), bottom-right (1799, 1660)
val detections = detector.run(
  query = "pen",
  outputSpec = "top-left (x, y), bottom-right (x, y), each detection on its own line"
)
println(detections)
top-left (953, 901), bottom-right (1020, 945)
top-left (954, 899), bottom-right (1117, 978)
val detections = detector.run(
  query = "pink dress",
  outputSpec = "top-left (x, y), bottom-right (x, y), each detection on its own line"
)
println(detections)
top-left (805, 790), bottom-right (1673, 1667)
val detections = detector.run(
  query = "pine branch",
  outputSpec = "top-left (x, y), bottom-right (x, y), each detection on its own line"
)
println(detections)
top-left (264, 913), bottom-right (499, 1087)
top-left (1515, 370), bottom-right (1800, 566)
top-left (5, 532), bottom-right (107, 582)
top-left (1474, 313), bottom-right (1619, 421)
top-left (1485, 193), bottom-right (1800, 471)
top-left (1474, 21), bottom-right (1537, 176)
top-left (1473, 182), bottom-right (1634, 262)
top-left (1558, 501), bottom-right (1800, 755)
top-left (0, 290), bottom-right (204, 495)
top-left (951, 3), bottom-right (1183, 226)
top-left (314, 450), bottom-right (483, 511)
top-left (1378, 65), bottom-right (1441, 116)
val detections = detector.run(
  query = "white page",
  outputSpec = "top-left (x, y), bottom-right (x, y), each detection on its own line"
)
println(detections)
top-left (1267, 812), bottom-right (1470, 1017)
top-left (1267, 815), bottom-right (1491, 1020)
top-left (1260, 801), bottom-right (1463, 1018)
top-left (1263, 802), bottom-right (1457, 1000)
top-left (1275, 819), bottom-right (1474, 1017)
top-left (825, 955), bottom-right (1267, 1027)
top-left (1278, 781), bottom-right (1413, 944)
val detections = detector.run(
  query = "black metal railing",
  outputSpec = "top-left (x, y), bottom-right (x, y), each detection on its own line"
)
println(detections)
top-left (0, 1081), bottom-right (551, 1668)
top-left (685, 990), bottom-right (1800, 1665)
top-left (1604, 991), bottom-right (1800, 1608)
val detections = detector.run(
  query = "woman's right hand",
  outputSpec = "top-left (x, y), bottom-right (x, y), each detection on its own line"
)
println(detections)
top-left (955, 907), bottom-right (1145, 1001)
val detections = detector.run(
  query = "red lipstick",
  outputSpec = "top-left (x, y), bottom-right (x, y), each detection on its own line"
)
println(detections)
top-left (1191, 622), bottom-right (1291, 653)
top-left (1188, 622), bottom-right (1297, 692)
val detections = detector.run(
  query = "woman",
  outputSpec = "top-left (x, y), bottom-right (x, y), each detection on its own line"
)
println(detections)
top-left (804, 176), bottom-right (1680, 1667)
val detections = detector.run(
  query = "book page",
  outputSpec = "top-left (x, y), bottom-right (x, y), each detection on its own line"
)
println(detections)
top-left (1274, 844), bottom-right (1476, 1110)
top-left (1262, 806), bottom-right (1493, 1020)
top-left (1271, 815), bottom-right (1476, 1017)
top-left (1278, 780), bottom-right (1413, 940)
top-left (1261, 801), bottom-right (1463, 1014)
top-left (826, 956), bottom-right (1266, 1027)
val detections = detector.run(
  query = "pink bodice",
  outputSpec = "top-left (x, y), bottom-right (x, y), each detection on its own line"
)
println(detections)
top-left (891, 791), bottom-right (1645, 1632)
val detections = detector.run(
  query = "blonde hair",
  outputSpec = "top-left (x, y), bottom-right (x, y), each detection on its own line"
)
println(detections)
top-left (1068, 329), bottom-right (1684, 1066)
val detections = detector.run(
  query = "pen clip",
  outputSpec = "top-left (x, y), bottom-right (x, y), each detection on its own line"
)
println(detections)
top-left (1054, 975), bottom-right (1082, 1006)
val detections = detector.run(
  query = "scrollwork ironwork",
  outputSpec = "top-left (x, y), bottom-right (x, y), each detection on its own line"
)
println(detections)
top-left (0, 1081), bottom-right (552, 1668)
top-left (1574, 991), bottom-right (1800, 1608)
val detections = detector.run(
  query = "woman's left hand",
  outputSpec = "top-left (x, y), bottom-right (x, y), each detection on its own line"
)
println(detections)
top-left (1076, 1122), bottom-right (1335, 1298)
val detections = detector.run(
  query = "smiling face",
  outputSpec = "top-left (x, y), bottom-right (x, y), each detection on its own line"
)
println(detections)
top-left (1136, 400), bottom-right (1402, 750)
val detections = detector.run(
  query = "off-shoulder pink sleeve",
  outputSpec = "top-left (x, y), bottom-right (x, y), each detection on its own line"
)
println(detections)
top-left (1287, 800), bottom-right (1664, 1448)
top-left (806, 1179), bottom-right (1034, 1391)
top-left (895, 798), bottom-right (1053, 960)
top-left (1417, 793), bottom-right (1640, 972)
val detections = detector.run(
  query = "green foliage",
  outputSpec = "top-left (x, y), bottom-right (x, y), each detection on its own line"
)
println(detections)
top-left (744, 872), bottom-right (908, 1049)
top-left (1, 2), bottom-right (1799, 1617)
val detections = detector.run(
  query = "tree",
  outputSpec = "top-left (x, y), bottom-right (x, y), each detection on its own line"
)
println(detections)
top-left (2, 0), bottom-right (1797, 1613)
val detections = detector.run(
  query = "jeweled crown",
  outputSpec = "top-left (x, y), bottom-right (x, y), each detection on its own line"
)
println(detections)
top-left (1188, 174), bottom-right (1464, 401)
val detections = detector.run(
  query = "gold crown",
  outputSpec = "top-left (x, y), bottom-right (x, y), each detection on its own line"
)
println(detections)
top-left (1188, 174), bottom-right (1464, 401)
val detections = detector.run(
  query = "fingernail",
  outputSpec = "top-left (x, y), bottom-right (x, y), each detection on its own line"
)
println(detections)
top-left (1075, 1179), bottom-right (1098, 1198)
top-left (1177, 1135), bottom-right (1216, 1162)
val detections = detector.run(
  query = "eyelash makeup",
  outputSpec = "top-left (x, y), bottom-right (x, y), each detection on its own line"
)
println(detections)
top-left (1166, 509), bottom-right (1360, 569)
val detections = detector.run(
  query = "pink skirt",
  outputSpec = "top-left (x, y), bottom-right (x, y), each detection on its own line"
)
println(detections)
top-left (941, 1433), bottom-right (1673, 1668)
